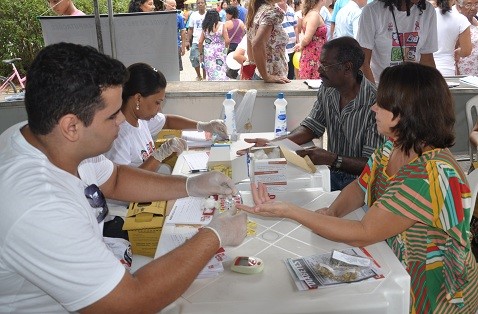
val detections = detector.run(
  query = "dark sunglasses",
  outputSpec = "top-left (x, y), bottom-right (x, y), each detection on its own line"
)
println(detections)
top-left (84, 184), bottom-right (109, 223)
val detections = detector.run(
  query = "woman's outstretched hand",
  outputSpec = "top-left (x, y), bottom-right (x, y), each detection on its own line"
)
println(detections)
top-left (236, 182), bottom-right (292, 218)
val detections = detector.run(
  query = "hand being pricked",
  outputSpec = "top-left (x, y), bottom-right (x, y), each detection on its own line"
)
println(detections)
top-left (236, 182), bottom-right (293, 218)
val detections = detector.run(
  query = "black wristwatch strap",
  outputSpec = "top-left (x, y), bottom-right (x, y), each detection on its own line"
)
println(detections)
top-left (333, 155), bottom-right (343, 169)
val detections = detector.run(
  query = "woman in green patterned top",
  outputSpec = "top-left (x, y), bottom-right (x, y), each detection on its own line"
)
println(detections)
top-left (238, 63), bottom-right (478, 313)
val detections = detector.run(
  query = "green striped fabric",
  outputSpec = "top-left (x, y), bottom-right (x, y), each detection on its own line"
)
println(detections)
top-left (358, 140), bottom-right (478, 313)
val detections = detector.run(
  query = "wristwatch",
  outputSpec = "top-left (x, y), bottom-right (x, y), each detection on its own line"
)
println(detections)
top-left (332, 155), bottom-right (343, 169)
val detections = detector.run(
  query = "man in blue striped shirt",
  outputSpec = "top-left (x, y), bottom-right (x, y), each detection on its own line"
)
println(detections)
top-left (278, 0), bottom-right (299, 79)
top-left (244, 37), bottom-right (385, 191)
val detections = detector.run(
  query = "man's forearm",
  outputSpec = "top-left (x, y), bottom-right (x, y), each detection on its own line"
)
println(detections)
top-left (285, 125), bottom-right (316, 145)
top-left (131, 228), bottom-right (220, 310)
top-left (83, 228), bottom-right (220, 313)
top-left (333, 155), bottom-right (367, 176)
top-left (180, 30), bottom-right (187, 48)
top-left (103, 164), bottom-right (188, 202)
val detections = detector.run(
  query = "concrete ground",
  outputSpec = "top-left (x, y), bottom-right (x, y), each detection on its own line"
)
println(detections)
top-left (179, 49), bottom-right (201, 82)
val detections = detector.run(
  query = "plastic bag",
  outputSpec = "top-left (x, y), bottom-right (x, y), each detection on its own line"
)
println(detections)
top-left (315, 250), bottom-right (373, 283)
top-left (220, 89), bottom-right (257, 134)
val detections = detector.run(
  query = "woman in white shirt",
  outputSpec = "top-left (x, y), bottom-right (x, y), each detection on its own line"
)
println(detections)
top-left (357, 0), bottom-right (438, 84)
top-left (105, 63), bottom-right (227, 172)
top-left (433, 0), bottom-right (472, 76)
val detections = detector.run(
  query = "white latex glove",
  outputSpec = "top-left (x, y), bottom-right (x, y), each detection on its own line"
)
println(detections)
top-left (152, 137), bottom-right (187, 162)
top-left (186, 171), bottom-right (238, 197)
top-left (204, 209), bottom-right (247, 247)
top-left (197, 119), bottom-right (228, 140)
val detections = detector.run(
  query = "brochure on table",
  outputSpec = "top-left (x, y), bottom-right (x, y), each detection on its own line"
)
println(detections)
top-left (155, 224), bottom-right (226, 278)
top-left (285, 247), bottom-right (384, 291)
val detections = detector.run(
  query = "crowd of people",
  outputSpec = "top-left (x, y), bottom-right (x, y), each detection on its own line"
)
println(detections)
top-left (47, 0), bottom-right (477, 81)
top-left (1, 0), bottom-right (477, 313)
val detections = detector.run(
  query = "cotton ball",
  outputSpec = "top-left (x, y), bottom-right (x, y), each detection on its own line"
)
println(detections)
top-left (254, 149), bottom-right (268, 160)
top-left (267, 147), bottom-right (281, 159)
top-left (204, 196), bottom-right (217, 210)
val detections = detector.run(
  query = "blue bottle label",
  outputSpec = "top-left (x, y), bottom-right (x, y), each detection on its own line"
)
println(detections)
top-left (277, 114), bottom-right (286, 121)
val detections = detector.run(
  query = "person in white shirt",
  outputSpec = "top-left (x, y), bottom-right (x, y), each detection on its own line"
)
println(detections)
top-left (320, 1), bottom-right (333, 40)
top-left (333, 0), bottom-right (367, 38)
top-left (357, 0), bottom-right (438, 84)
top-left (433, 0), bottom-right (471, 76)
top-left (105, 63), bottom-right (227, 172)
top-left (0, 42), bottom-right (246, 313)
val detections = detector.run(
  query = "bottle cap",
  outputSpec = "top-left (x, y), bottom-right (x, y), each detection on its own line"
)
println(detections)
top-left (278, 92), bottom-right (284, 99)
top-left (226, 92), bottom-right (232, 99)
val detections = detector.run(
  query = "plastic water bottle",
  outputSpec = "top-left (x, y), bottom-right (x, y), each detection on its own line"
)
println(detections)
top-left (274, 92), bottom-right (287, 137)
top-left (223, 92), bottom-right (237, 140)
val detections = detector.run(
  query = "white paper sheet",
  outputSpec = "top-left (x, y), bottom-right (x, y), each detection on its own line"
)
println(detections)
top-left (156, 225), bottom-right (224, 277)
top-left (182, 130), bottom-right (213, 148)
top-left (166, 196), bottom-right (213, 225)
top-left (304, 79), bottom-right (322, 89)
top-left (275, 138), bottom-right (303, 151)
top-left (460, 76), bottom-right (478, 87)
top-left (183, 152), bottom-right (209, 170)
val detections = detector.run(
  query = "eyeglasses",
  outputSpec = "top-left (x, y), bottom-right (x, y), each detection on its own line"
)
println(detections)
top-left (84, 184), bottom-right (109, 223)
top-left (318, 62), bottom-right (343, 72)
top-left (461, 3), bottom-right (478, 8)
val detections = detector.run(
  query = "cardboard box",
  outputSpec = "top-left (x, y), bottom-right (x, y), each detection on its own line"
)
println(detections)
top-left (155, 129), bottom-right (182, 142)
top-left (122, 201), bottom-right (167, 257)
top-left (250, 145), bottom-right (317, 193)
top-left (250, 146), bottom-right (287, 193)
top-left (154, 129), bottom-right (183, 170)
top-left (207, 145), bottom-right (249, 183)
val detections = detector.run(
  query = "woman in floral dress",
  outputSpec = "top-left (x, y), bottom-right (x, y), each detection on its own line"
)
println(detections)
top-left (297, 0), bottom-right (327, 79)
top-left (456, 0), bottom-right (478, 76)
top-left (246, 0), bottom-right (290, 83)
top-left (198, 9), bottom-right (230, 81)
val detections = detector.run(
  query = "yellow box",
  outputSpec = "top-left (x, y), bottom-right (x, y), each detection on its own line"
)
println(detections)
top-left (154, 129), bottom-right (183, 170)
top-left (155, 129), bottom-right (182, 142)
top-left (122, 201), bottom-right (167, 257)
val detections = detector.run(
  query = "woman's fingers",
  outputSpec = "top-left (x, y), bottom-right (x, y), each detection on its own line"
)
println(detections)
top-left (258, 182), bottom-right (270, 203)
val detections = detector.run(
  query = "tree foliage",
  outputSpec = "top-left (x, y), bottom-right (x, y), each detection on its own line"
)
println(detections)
top-left (0, 0), bottom-right (130, 77)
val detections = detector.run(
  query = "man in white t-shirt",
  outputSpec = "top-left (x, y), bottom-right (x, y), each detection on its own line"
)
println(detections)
top-left (187, 0), bottom-right (207, 80)
top-left (0, 42), bottom-right (246, 313)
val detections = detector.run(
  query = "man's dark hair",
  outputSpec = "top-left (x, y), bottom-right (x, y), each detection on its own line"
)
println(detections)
top-left (377, 63), bottom-right (455, 155)
top-left (322, 36), bottom-right (365, 74)
top-left (122, 63), bottom-right (167, 105)
top-left (25, 43), bottom-right (128, 135)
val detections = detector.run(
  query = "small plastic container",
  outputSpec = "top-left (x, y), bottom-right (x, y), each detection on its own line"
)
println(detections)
top-left (223, 92), bottom-right (237, 141)
top-left (274, 92), bottom-right (287, 138)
